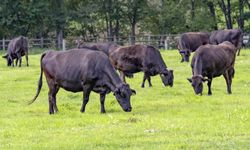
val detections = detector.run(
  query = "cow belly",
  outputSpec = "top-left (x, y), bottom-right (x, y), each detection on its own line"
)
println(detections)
top-left (59, 81), bottom-right (82, 93)
top-left (119, 63), bottom-right (141, 74)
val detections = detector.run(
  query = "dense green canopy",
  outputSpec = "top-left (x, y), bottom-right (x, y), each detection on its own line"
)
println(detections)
top-left (0, 0), bottom-right (249, 39)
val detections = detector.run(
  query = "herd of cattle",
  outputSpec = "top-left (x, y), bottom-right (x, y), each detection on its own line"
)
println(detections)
top-left (1, 29), bottom-right (244, 114)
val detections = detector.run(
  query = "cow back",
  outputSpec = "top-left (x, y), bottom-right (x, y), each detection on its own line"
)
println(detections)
top-left (178, 32), bottom-right (209, 52)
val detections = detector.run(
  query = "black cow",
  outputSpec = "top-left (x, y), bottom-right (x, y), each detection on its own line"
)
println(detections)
top-left (187, 41), bottom-right (237, 95)
top-left (29, 49), bottom-right (136, 114)
top-left (78, 42), bottom-right (119, 56)
top-left (109, 44), bottom-right (174, 88)
top-left (2, 36), bottom-right (29, 67)
top-left (178, 32), bottom-right (210, 62)
top-left (209, 29), bottom-right (243, 56)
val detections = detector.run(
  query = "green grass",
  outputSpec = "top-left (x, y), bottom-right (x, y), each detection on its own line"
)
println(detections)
top-left (0, 49), bottom-right (250, 150)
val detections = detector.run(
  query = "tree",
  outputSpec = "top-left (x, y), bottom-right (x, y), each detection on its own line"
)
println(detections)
top-left (218, 0), bottom-right (233, 29)
top-left (50, 0), bottom-right (66, 49)
top-left (122, 0), bottom-right (148, 44)
top-left (0, 0), bottom-right (49, 38)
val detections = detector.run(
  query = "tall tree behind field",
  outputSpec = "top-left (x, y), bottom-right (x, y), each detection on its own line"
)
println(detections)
top-left (98, 0), bottom-right (125, 41)
top-left (65, 0), bottom-right (99, 38)
top-left (141, 0), bottom-right (187, 34)
top-left (141, 0), bottom-right (216, 34)
top-left (0, 0), bottom-right (49, 38)
top-left (203, 0), bottom-right (218, 30)
top-left (50, 0), bottom-right (66, 49)
top-left (122, 0), bottom-right (148, 44)
top-left (218, 0), bottom-right (233, 29)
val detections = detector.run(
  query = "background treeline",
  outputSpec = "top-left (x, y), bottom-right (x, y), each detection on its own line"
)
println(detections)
top-left (0, 0), bottom-right (250, 46)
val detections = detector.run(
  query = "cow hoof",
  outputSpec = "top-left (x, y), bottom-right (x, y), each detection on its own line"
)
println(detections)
top-left (141, 85), bottom-right (145, 88)
top-left (100, 111), bottom-right (106, 114)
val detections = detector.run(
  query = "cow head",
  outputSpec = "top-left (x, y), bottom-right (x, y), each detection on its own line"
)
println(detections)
top-left (187, 75), bottom-right (210, 95)
top-left (7, 56), bottom-right (12, 66)
top-left (2, 54), bottom-right (12, 66)
top-left (114, 84), bottom-right (136, 112)
top-left (179, 50), bottom-right (190, 62)
top-left (160, 69), bottom-right (174, 87)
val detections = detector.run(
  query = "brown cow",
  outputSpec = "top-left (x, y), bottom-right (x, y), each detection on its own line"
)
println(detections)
top-left (187, 41), bottom-right (237, 95)
top-left (109, 44), bottom-right (174, 88)
top-left (78, 42), bottom-right (119, 56)
top-left (178, 32), bottom-right (210, 62)
top-left (209, 29), bottom-right (243, 56)
top-left (29, 49), bottom-right (136, 114)
top-left (2, 36), bottom-right (29, 67)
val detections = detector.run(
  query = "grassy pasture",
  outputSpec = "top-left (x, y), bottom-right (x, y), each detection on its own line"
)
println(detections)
top-left (0, 49), bottom-right (250, 149)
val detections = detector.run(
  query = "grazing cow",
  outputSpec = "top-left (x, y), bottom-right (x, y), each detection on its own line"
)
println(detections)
top-left (78, 42), bottom-right (119, 56)
top-left (209, 29), bottom-right (243, 56)
top-left (29, 49), bottom-right (136, 114)
top-left (2, 36), bottom-right (29, 67)
top-left (109, 44), bottom-right (174, 88)
top-left (187, 41), bottom-right (237, 95)
top-left (178, 32), bottom-right (210, 62)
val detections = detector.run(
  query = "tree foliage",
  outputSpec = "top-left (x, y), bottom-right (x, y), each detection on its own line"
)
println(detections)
top-left (0, 0), bottom-right (250, 40)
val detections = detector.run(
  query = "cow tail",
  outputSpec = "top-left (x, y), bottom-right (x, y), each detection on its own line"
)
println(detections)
top-left (29, 52), bottom-right (46, 105)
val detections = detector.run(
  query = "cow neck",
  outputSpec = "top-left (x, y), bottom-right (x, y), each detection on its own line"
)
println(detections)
top-left (193, 55), bottom-right (203, 76)
top-left (158, 57), bottom-right (168, 74)
top-left (104, 64), bottom-right (123, 91)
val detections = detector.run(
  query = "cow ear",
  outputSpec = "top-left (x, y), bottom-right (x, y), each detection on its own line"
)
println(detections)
top-left (131, 89), bottom-right (136, 95)
top-left (187, 78), bottom-right (192, 83)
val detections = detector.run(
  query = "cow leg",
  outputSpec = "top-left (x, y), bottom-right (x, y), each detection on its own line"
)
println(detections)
top-left (207, 79), bottom-right (212, 95)
top-left (16, 53), bottom-right (22, 67)
top-left (100, 93), bottom-right (106, 113)
top-left (48, 90), bottom-right (54, 114)
top-left (10, 58), bottom-right (14, 67)
top-left (147, 76), bottom-right (152, 87)
top-left (15, 58), bottom-right (18, 66)
top-left (80, 84), bottom-right (92, 113)
top-left (25, 51), bottom-right (29, 66)
top-left (51, 85), bottom-right (60, 113)
top-left (44, 73), bottom-right (59, 114)
top-left (180, 57), bottom-right (184, 63)
top-left (224, 69), bottom-right (233, 94)
top-left (237, 49), bottom-right (240, 56)
top-left (119, 71), bottom-right (126, 83)
top-left (48, 84), bottom-right (59, 114)
top-left (141, 73), bottom-right (147, 88)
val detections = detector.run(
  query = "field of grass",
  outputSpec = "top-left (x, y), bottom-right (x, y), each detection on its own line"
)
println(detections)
top-left (0, 49), bottom-right (250, 149)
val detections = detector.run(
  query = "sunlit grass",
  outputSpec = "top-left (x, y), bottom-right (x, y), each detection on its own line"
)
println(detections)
top-left (0, 49), bottom-right (250, 149)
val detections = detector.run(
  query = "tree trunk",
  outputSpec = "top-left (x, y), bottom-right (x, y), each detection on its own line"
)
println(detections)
top-left (245, 0), bottom-right (250, 9)
top-left (206, 1), bottom-right (218, 30)
top-left (114, 19), bottom-right (120, 42)
top-left (191, 0), bottom-right (195, 20)
top-left (238, 0), bottom-right (244, 31)
top-left (56, 29), bottom-right (63, 49)
top-left (108, 19), bottom-right (113, 41)
top-left (218, 0), bottom-right (233, 29)
top-left (131, 22), bottom-right (136, 45)
top-left (227, 0), bottom-right (233, 29)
